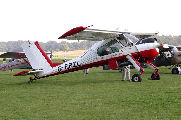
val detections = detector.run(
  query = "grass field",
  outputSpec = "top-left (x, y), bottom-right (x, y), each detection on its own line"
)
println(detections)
top-left (0, 58), bottom-right (181, 119)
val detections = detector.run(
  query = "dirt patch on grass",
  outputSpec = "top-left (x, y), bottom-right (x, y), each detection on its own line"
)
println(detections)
top-left (53, 50), bottom-right (86, 59)
top-left (0, 50), bottom-right (86, 59)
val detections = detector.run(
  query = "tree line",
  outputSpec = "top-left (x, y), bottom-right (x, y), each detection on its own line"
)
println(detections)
top-left (0, 35), bottom-right (181, 52)
top-left (0, 40), bottom-right (97, 52)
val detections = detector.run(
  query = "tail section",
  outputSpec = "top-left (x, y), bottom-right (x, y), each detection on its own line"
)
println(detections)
top-left (21, 41), bottom-right (53, 72)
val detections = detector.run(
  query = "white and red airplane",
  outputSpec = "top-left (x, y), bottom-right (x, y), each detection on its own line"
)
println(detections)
top-left (14, 26), bottom-right (164, 83)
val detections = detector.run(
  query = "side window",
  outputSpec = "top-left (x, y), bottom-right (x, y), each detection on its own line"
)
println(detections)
top-left (117, 34), bottom-right (133, 47)
top-left (117, 34), bottom-right (127, 46)
top-left (97, 39), bottom-right (119, 56)
top-left (120, 40), bottom-right (128, 46)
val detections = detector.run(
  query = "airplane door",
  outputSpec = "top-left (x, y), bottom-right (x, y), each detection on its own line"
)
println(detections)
top-left (116, 34), bottom-right (139, 55)
top-left (123, 44), bottom-right (139, 55)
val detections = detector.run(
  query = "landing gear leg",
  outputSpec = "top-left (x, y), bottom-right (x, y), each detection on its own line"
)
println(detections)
top-left (151, 73), bottom-right (160, 80)
top-left (28, 77), bottom-right (36, 83)
top-left (126, 55), bottom-right (144, 82)
top-left (146, 60), bottom-right (160, 80)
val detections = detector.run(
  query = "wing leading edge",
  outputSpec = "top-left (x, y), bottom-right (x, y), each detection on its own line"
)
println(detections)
top-left (58, 26), bottom-right (158, 41)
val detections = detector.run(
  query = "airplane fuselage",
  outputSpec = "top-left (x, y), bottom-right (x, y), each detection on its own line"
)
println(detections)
top-left (0, 61), bottom-right (32, 71)
top-left (14, 26), bottom-right (161, 82)
top-left (36, 39), bottom-right (159, 78)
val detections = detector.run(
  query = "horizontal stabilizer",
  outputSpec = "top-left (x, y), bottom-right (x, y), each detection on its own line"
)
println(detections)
top-left (13, 70), bottom-right (43, 76)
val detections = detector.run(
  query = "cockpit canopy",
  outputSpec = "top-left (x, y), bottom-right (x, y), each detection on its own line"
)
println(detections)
top-left (97, 34), bottom-right (139, 56)
top-left (123, 34), bottom-right (140, 43)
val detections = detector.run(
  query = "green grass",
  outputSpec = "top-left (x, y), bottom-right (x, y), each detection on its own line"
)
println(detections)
top-left (0, 63), bottom-right (181, 119)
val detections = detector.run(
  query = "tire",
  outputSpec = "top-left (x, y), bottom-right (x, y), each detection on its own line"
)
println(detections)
top-left (132, 74), bottom-right (142, 82)
top-left (151, 73), bottom-right (160, 80)
top-left (172, 68), bottom-right (179, 74)
top-left (28, 80), bottom-right (33, 83)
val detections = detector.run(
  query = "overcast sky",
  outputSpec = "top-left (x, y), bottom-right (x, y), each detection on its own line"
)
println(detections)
top-left (0, 0), bottom-right (180, 43)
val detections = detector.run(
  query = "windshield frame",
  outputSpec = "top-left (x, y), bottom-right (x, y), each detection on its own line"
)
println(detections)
top-left (123, 33), bottom-right (140, 44)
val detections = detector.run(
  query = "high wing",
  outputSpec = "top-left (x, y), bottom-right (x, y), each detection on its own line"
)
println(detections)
top-left (58, 26), bottom-right (158, 41)
top-left (131, 32), bottom-right (158, 39)
top-left (0, 52), bottom-right (51, 59)
top-left (0, 52), bottom-right (27, 59)
top-left (175, 46), bottom-right (181, 51)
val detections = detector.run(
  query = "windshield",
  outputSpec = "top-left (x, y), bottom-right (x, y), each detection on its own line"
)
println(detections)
top-left (124, 34), bottom-right (139, 43)
top-left (96, 34), bottom-right (139, 56)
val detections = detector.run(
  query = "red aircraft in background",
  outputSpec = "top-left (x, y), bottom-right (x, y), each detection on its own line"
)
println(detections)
top-left (0, 52), bottom-right (57, 71)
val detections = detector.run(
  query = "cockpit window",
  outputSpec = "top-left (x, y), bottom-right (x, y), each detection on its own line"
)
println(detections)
top-left (97, 39), bottom-right (118, 56)
top-left (97, 34), bottom-right (137, 56)
top-left (117, 34), bottom-right (133, 46)
top-left (124, 34), bottom-right (139, 43)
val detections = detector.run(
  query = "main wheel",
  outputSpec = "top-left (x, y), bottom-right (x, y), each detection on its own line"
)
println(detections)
top-left (172, 68), bottom-right (179, 74)
top-left (151, 73), bottom-right (160, 80)
top-left (28, 80), bottom-right (33, 83)
top-left (132, 74), bottom-right (142, 82)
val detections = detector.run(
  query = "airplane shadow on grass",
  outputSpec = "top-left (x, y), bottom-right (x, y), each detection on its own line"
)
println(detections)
top-left (10, 77), bottom-right (125, 86)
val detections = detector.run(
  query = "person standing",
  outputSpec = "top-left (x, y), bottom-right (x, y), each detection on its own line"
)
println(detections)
top-left (3, 58), bottom-right (6, 64)
top-left (121, 65), bottom-right (131, 81)
top-left (83, 68), bottom-right (89, 75)
top-left (8, 58), bottom-right (13, 73)
top-left (63, 56), bottom-right (66, 63)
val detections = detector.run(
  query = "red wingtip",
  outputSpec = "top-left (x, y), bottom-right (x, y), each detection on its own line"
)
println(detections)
top-left (58, 26), bottom-right (88, 39)
top-left (88, 25), bottom-right (93, 27)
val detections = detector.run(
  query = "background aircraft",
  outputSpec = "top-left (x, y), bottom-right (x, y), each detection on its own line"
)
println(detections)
top-left (152, 45), bottom-right (181, 74)
top-left (0, 52), bottom-right (53, 71)
top-left (14, 26), bottom-right (164, 83)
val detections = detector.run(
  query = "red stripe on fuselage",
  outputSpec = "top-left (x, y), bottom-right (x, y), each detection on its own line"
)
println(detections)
top-left (37, 54), bottom-right (130, 79)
